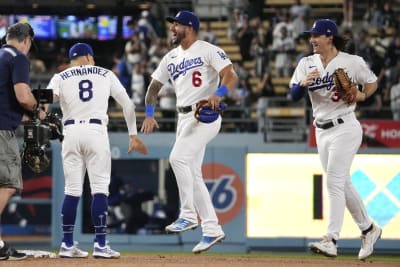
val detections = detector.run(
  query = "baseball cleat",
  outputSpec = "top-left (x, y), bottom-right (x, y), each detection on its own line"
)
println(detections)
top-left (165, 218), bottom-right (198, 233)
top-left (192, 234), bottom-right (225, 254)
top-left (93, 242), bottom-right (120, 259)
top-left (0, 242), bottom-right (27, 261)
top-left (308, 235), bottom-right (337, 257)
top-left (59, 242), bottom-right (88, 258)
top-left (358, 224), bottom-right (382, 260)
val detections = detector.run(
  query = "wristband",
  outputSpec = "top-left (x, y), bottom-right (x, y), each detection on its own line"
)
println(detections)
top-left (145, 105), bottom-right (155, 117)
top-left (214, 85), bottom-right (228, 97)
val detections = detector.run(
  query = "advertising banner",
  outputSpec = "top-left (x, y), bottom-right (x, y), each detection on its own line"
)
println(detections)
top-left (246, 153), bottom-right (400, 239)
top-left (309, 120), bottom-right (400, 147)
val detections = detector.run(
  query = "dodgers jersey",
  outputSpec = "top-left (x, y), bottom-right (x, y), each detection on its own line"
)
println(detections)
top-left (152, 40), bottom-right (232, 107)
top-left (47, 65), bottom-right (137, 134)
top-left (290, 51), bottom-right (377, 121)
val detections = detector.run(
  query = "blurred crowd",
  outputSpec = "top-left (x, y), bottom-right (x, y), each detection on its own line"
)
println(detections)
top-left (227, 0), bottom-right (400, 121)
top-left (25, 0), bottom-right (400, 122)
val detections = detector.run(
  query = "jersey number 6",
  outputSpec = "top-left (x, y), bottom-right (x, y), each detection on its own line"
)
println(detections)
top-left (192, 71), bottom-right (202, 87)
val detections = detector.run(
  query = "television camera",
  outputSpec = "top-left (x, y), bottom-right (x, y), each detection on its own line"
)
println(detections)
top-left (21, 88), bottom-right (63, 173)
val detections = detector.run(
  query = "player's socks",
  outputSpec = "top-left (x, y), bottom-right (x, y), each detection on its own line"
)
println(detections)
top-left (92, 193), bottom-right (108, 247)
top-left (61, 195), bottom-right (80, 247)
top-left (362, 224), bottom-right (373, 235)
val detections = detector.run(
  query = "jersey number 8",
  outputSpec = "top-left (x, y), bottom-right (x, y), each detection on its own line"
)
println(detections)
top-left (79, 79), bottom-right (93, 102)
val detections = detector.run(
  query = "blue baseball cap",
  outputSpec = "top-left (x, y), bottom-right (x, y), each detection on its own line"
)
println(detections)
top-left (69, 43), bottom-right (94, 60)
top-left (166, 10), bottom-right (200, 32)
top-left (304, 19), bottom-right (338, 36)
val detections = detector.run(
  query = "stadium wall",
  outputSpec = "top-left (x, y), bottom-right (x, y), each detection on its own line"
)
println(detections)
top-left (50, 133), bottom-right (400, 253)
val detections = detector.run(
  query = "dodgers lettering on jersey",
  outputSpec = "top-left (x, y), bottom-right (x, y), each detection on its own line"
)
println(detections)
top-left (59, 66), bottom-right (109, 80)
top-left (308, 71), bottom-right (335, 92)
top-left (290, 52), bottom-right (377, 121)
top-left (152, 40), bottom-right (232, 107)
top-left (168, 57), bottom-right (204, 81)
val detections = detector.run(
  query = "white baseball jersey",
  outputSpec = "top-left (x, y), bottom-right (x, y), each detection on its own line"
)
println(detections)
top-left (48, 65), bottom-right (137, 135)
top-left (290, 51), bottom-right (377, 122)
top-left (47, 65), bottom-right (138, 196)
top-left (152, 40), bottom-right (232, 107)
top-left (291, 52), bottom-right (377, 240)
top-left (153, 40), bottom-right (231, 237)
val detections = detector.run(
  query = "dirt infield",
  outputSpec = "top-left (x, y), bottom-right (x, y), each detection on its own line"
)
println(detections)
top-left (1, 254), bottom-right (400, 267)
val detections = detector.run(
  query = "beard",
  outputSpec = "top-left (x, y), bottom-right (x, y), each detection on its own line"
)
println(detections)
top-left (171, 31), bottom-right (186, 45)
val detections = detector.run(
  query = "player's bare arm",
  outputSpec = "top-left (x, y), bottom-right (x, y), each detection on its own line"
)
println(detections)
top-left (357, 81), bottom-right (378, 102)
top-left (145, 79), bottom-right (164, 105)
top-left (141, 79), bottom-right (163, 134)
top-left (208, 64), bottom-right (238, 110)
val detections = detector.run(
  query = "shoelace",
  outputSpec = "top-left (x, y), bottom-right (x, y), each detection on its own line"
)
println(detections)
top-left (321, 236), bottom-right (332, 244)
top-left (97, 245), bottom-right (113, 253)
top-left (175, 219), bottom-right (190, 228)
top-left (201, 236), bottom-right (215, 243)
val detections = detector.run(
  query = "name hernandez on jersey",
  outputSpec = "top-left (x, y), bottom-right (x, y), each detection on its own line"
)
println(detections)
top-left (59, 66), bottom-right (109, 80)
top-left (47, 64), bottom-right (132, 130)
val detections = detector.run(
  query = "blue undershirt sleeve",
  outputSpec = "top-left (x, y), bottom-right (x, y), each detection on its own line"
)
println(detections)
top-left (290, 83), bottom-right (306, 101)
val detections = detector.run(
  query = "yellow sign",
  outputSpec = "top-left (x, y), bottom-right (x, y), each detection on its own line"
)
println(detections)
top-left (246, 153), bottom-right (400, 239)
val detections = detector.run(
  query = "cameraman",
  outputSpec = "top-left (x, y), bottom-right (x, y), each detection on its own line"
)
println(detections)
top-left (0, 22), bottom-right (45, 261)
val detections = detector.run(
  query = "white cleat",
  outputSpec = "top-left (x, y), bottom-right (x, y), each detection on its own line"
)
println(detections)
top-left (59, 242), bottom-right (89, 258)
top-left (358, 224), bottom-right (382, 261)
top-left (93, 242), bottom-right (120, 259)
top-left (308, 235), bottom-right (337, 258)
top-left (192, 234), bottom-right (225, 254)
top-left (165, 218), bottom-right (198, 233)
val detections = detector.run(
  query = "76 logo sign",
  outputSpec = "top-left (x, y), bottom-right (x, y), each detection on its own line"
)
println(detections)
top-left (202, 163), bottom-right (244, 224)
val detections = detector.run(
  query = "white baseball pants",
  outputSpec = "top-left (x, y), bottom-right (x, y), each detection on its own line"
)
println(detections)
top-left (316, 112), bottom-right (372, 240)
top-left (169, 111), bottom-right (224, 237)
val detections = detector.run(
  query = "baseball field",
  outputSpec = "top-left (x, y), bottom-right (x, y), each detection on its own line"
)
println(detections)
top-left (1, 252), bottom-right (400, 267)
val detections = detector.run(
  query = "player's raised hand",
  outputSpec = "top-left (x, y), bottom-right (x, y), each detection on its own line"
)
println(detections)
top-left (140, 117), bottom-right (159, 134)
top-left (128, 135), bottom-right (148, 155)
top-left (301, 69), bottom-right (320, 87)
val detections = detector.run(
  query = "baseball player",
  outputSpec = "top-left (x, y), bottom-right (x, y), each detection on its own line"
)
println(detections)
top-left (290, 19), bottom-right (381, 260)
top-left (141, 10), bottom-right (238, 253)
top-left (47, 43), bottom-right (148, 258)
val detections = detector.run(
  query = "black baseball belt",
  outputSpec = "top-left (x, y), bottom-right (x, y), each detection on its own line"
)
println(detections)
top-left (315, 118), bottom-right (344, 130)
top-left (64, 118), bottom-right (102, 126)
top-left (176, 104), bottom-right (197, 114)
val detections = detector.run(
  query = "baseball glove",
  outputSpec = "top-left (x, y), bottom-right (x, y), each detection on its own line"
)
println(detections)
top-left (194, 100), bottom-right (227, 123)
top-left (333, 68), bottom-right (358, 104)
